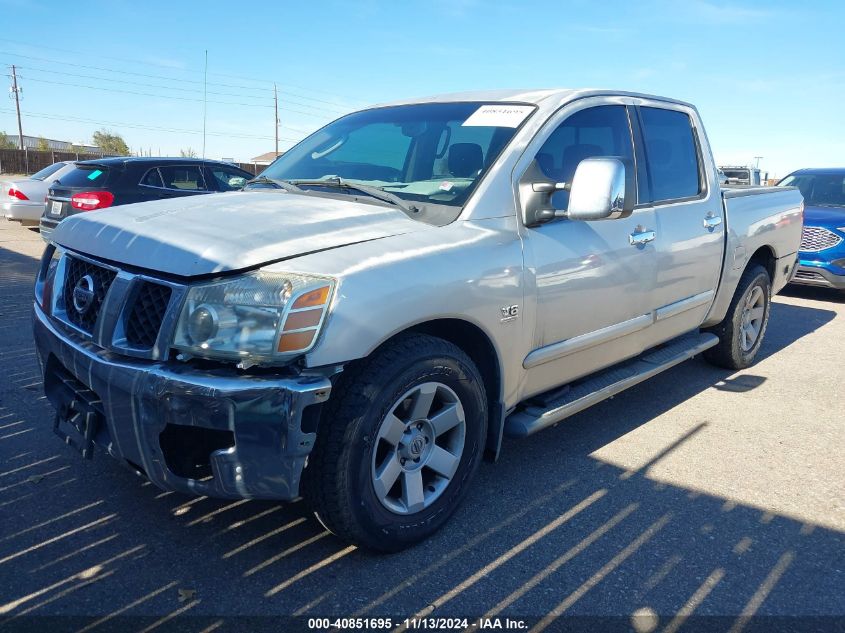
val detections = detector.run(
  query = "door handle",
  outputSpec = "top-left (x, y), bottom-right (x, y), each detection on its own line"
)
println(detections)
top-left (703, 213), bottom-right (722, 231)
top-left (629, 230), bottom-right (656, 247)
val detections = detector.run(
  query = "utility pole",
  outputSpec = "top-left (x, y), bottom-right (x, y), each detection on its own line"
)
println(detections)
top-left (274, 83), bottom-right (279, 157)
top-left (754, 156), bottom-right (763, 168)
top-left (10, 65), bottom-right (24, 150)
top-left (202, 50), bottom-right (208, 159)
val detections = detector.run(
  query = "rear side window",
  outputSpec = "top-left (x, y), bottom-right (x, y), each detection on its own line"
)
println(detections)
top-left (140, 168), bottom-right (164, 188)
top-left (158, 165), bottom-right (207, 191)
top-left (535, 105), bottom-right (635, 209)
top-left (55, 165), bottom-right (111, 187)
top-left (640, 107), bottom-right (701, 202)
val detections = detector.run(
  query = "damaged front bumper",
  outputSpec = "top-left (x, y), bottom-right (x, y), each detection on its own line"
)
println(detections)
top-left (33, 302), bottom-right (332, 500)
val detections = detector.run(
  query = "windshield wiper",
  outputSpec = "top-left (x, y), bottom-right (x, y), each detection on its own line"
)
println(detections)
top-left (245, 175), bottom-right (305, 193)
top-left (291, 177), bottom-right (418, 214)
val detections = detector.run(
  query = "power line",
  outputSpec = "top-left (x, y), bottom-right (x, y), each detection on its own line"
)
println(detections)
top-left (15, 75), bottom-right (340, 120)
top-left (0, 107), bottom-right (303, 142)
top-left (0, 43), bottom-right (367, 105)
top-left (11, 64), bottom-right (351, 115)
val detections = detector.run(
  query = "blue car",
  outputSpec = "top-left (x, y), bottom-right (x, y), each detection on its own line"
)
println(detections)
top-left (778, 168), bottom-right (845, 292)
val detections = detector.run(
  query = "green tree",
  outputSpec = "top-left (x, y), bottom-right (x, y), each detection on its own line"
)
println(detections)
top-left (180, 147), bottom-right (197, 158)
top-left (92, 129), bottom-right (130, 156)
top-left (0, 131), bottom-right (16, 150)
top-left (36, 136), bottom-right (50, 151)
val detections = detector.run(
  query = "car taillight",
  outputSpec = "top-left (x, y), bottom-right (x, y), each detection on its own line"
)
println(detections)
top-left (8, 187), bottom-right (28, 200)
top-left (70, 191), bottom-right (114, 211)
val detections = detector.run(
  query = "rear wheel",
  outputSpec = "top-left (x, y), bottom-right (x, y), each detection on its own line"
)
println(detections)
top-left (303, 334), bottom-right (487, 552)
top-left (704, 264), bottom-right (771, 369)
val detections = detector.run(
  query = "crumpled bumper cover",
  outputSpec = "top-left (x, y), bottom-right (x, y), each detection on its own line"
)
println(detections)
top-left (33, 302), bottom-right (332, 500)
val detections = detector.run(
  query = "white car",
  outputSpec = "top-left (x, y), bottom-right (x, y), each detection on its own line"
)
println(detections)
top-left (3, 162), bottom-right (74, 227)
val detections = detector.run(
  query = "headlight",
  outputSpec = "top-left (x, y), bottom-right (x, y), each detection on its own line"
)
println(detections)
top-left (172, 271), bottom-right (335, 365)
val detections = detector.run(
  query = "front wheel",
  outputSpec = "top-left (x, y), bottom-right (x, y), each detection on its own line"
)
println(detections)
top-left (303, 334), bottom-right (488, 552)
top-left (704, 264), bottom-right (771, 370)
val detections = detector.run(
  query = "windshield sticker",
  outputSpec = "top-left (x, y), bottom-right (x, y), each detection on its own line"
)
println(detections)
top-left (439, 181), bottom-right (454, 191)
top-left (462, 104), bottom-right (534, 128)
top-left (87, 169), bottom-right (103, 180)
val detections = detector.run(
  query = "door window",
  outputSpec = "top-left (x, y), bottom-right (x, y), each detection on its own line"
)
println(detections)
top-left (158, 165), bottom-right (207, 191)
top-left (210, 166), bottom-right (250, 191)
top-left (535, 105), bottom-right (635, 209)
top-left (640, 107), bottom-right (701, 202)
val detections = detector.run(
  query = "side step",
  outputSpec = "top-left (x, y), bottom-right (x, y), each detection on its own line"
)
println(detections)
top-left (504, 331), bottom-right (718, 438)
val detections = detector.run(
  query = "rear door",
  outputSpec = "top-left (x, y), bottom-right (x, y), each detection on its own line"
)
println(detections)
top-left (633, 102), bottom-right (724, 347)
top-left (155, 164), bottom-right (213, 199)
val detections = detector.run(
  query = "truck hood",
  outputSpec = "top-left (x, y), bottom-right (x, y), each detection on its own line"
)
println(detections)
top-left (52, 191), bottom-right (424, 277)
top-left (803, 204), bottom-right (845, 229)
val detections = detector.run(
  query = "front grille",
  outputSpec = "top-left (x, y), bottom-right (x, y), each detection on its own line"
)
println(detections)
top-left (800, 226), bottom-right (843, 252)
top-left (61, 257), bottom-right (117, 332)
top-left (125, 282), bottom-right (172, 348)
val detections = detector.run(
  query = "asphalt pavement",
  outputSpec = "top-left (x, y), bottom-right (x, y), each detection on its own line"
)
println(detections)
top-left (0, 216), bottom-right (843, 632)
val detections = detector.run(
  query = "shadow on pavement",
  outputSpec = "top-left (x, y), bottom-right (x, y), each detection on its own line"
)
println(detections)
top-left (0, 242), bottom-right (842, 632)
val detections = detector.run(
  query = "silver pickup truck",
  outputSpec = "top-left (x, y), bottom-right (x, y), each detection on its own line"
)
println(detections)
top-left (33, 89), bottom-right (803, 551)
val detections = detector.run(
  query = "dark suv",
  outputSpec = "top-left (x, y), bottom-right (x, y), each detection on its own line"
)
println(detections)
top-left (40, 157), bottom-right (254, 240)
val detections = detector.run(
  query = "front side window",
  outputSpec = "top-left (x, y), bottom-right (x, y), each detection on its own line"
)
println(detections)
top-left (159, 165), bottom-right (207, 191)
top-left (640, 107), bottom-right (701, 202)
top-left (534, 105), bottom-right (634, 210)
top-left (257, 102), bottom-right (534, 223)
top-left (778, 173), bottom-right (845, 207)
top-left (210, 166), bottom-right (250, 191)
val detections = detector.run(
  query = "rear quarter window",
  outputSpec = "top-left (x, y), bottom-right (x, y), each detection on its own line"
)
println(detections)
top-left (55, 165), bottom-right (111, 187)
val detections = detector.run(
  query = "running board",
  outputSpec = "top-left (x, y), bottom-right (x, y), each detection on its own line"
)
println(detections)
top-left (505, 332), bottom-right (719, 438)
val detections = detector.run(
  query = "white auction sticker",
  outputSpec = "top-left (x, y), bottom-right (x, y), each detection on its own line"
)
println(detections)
top-left (461, 104), bottom-right (534, 128)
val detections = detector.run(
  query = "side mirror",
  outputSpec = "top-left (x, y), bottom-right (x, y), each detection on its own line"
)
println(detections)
top-left (566, 157), bottom-right (635, 221)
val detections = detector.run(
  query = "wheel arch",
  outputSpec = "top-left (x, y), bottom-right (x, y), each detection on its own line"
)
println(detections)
top-left (361, 317), bottom-right (506, 462)
top-left (748, 245), bottom-right (776, 282)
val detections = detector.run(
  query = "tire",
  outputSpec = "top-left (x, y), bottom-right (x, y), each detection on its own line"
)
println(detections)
top-left (704, 264), bottom-right (771, 370)
top-left (302, 333), bottom-right (488, 552)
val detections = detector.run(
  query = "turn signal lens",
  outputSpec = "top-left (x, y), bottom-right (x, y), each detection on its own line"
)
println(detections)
top-left (291, 286), bottom-right (330, 309)
top-left (278, 330), bottom-right (316, 352)
top-left (283, 308), bottom-right (323, 331)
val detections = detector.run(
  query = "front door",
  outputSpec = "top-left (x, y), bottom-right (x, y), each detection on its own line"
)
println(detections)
top-left (519, 102), bottom-right (658, 399)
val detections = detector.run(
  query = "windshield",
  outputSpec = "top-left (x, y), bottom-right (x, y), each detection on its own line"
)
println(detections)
top-left (778, 172), bottom-right (845, 207)
top-left (256, 102), bottom-right (535, 221)
top-left (723, 169), bottom-right (750, 180)
top-left (30, 162), bottom-right (67, 181)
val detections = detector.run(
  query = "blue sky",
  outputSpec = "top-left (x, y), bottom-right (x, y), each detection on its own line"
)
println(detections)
top-left (1, 0), bottom-right (842, 176)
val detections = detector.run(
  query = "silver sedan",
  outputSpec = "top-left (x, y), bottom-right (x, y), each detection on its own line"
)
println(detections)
top-left (3, 161), bottom-right (73, 227)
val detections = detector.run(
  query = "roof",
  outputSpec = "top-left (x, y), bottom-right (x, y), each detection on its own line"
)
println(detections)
top-left (375, 88), bottom-right (694, 109)
top-left (74, 157), bottom-right (239, 167)
top-left (789, 167), bottom-right (845, 174)
top-left (250, 151), bottom-right (284, 163)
